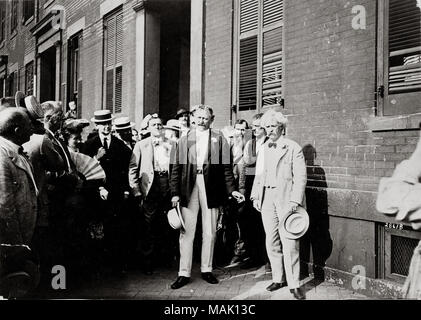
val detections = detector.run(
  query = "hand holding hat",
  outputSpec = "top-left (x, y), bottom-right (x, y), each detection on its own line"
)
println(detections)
top-left (280, 205), bottom-right (309, 240)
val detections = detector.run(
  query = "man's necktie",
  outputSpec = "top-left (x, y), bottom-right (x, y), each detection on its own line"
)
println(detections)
top-left (18, 146), bottom-right (29, 159)
top-left (268, 142), bottom-right (277, 148)
top-left (153, 138), bottom-right (162, 146)
top-left (103, 137), bottom-right (108, 150)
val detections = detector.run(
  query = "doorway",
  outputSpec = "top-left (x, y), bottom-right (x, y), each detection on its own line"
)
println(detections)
top-left (39, 46), bottom-right (56, 102)
top-left (155, 0), bottom-right (190, 122)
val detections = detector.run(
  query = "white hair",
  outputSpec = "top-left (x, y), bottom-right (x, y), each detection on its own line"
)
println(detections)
top-left (260, 109), bottom-right (288, 128)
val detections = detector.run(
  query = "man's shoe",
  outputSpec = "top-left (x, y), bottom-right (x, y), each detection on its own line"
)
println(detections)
top-left (201, 272), bottom-right (219, 284)
top-left (290, 288), bottom-right (306, 300)
top-left (266, 282), bottom-right (287, 292)
top-left (171, 276), bottom-right (190, 289)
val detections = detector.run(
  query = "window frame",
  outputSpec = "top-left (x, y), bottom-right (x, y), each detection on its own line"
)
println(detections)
top-left (377, 0), bottom-right (421, 117)
top-left (233, 0), bottom-right (285, 114)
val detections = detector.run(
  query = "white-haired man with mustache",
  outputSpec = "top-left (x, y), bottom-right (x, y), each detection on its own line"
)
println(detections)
top-left (251, 109), bottom-right (307, 299)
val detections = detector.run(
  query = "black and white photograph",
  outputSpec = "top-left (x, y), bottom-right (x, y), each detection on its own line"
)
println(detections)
top-left (0, 0), bottom-right (420, 309)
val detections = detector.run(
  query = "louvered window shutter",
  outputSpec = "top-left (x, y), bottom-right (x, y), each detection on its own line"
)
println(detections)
top-left (237, 0), bottom-right (283, 112)
top-left (104, 11), bottom-right (123, 113)
top-left (262, 0), bottom-right (283, 108)
top-left (262, 27), bottom-right (282, 107)
top-left (239, 36), bottom-right (258, 111)
top-left (383, 0), bottom-right (421, 115)
top-left (106, 69), bottom-right (114, 111)
top-left (388, 0), bottom-right (421, 93)
top-left (263, 0), bottom-right (283, 27)
top-left (240, 0), bottom-right (258, 34)
top-left (115, 66), bottom-right (122, 113)
top-left (238, 0), bottom-right (258, 111)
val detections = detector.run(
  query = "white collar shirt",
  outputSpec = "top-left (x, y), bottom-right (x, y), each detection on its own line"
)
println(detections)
top-left (195, 129), bottom-right (209, 169)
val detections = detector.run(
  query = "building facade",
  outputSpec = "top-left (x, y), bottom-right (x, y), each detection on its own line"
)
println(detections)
top-left (1, 0), bottom-right (420, 297)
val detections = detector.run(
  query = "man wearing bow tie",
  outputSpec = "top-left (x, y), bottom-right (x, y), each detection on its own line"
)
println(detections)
top-left (251, 109), bottom-right (307, 299)
top-left (129, 115), bottom-right (177, 274)
top-left (169, 105), bottom-right (245, 289)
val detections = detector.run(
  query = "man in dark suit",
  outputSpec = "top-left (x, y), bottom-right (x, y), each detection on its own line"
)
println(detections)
top-left (80, 110), bottom-right (132, 275)
top-left (169, 105), bottom-right (245, 289)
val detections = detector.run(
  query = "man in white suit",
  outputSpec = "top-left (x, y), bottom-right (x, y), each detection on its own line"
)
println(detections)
top-left (251, 109), bottom-right (307, 299)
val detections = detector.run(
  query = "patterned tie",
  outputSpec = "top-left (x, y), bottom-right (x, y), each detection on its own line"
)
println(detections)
top-left (268, 142), bottom-right (277, 149)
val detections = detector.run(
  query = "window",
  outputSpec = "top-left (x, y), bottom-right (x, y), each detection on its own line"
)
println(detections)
top-left (25, 61), bottom-right (34, 96)
top-left (0, 2), bottom-right (5, 43)
top-left (6, 71), bottom-right (17, 96)
top-left (68, 33), bottom-right (82, 116)
top-left (236, 0), bottom-right (284, 111)
top-left (11, 0), bottom-right (18, 34)
top-left (378, 0), bottom-right (421, 116)
top-left (23, 0), bottom-right (35, 23)
top-left (104, 10), bottom-right (123, 113)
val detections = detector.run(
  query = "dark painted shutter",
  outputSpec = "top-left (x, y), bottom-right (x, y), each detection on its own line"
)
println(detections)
top-left (239, 36), bottom-right (258, 111)
top-left (114, 66), bottom-right (122, 113)
top-left (106, 69), bottom-right (114, 111)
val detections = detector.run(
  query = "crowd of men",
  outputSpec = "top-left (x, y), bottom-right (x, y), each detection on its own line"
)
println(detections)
top-left (0, 93), bottom-right (309, 300)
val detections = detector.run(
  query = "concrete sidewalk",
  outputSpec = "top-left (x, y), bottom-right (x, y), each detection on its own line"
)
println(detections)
top-left (28, 263), bottom-right (369, 300)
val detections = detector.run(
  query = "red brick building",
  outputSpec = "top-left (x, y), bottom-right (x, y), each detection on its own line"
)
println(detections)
top-left (1, 0), bottom-right (420, 297)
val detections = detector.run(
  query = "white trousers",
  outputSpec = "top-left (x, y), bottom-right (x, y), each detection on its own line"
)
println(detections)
top-left (178, 174), bottom-right (219, 277)
top-left (261, 188), bottom-right (300, 289)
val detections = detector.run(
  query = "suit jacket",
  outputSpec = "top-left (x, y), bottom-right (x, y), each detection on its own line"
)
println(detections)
top-left (0, 140), bottom-right (38, 245)
top-left (170, 129), bottom-right (236, 208)
top-left (128, 136), bottom-right (176, 198)
top-left (23, 134), bottom-right (66, 227)
top-left (80, 134), bottom-right (132, 197)
top-left (251, 137), bottom-right (307, 214)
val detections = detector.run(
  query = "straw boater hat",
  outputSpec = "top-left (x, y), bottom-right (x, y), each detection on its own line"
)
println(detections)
top-left (91, 110), bottom-right (114, 123)
top-left (24, 95), bottom-right (45, 121)
top-left (167, 204), bottom-right (185, 231)
top-left (164, 119), bottom-right (181, 131)
top-left (15, 91), bottom-right (26, 108)
top-left (280, 206), bottom-right (310, 240)
top-left (113, 116), bottom-right (135, 131)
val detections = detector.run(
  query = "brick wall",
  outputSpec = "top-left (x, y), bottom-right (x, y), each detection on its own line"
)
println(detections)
top-left (204, 0), bottom-right (233, 129)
